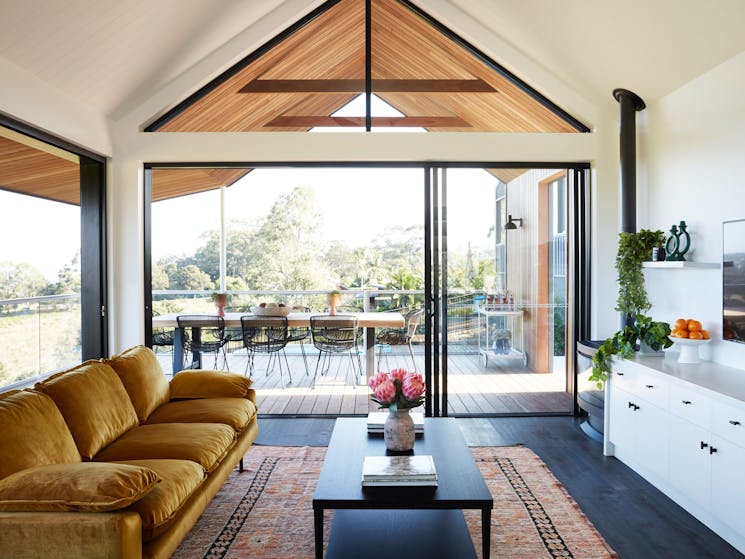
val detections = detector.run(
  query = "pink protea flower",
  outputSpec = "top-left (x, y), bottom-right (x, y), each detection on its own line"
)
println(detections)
top-left (368, 372), bottom-right (390, 391)
top-left (373, 379), bottom-right (397, 405)
top-left (390, 368), bottom-right (408, 383)
top-left (402, 374), bottom-right (425, 401)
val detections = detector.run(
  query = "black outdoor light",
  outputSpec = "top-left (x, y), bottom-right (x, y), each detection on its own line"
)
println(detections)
top-left (505, 215), bottom-right (522, 230)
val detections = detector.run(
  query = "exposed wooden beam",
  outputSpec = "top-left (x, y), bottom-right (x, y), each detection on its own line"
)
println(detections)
top-left (265, 115), bottom-right (470, 128)
top-left (241, 79), bottom-right (495, 93)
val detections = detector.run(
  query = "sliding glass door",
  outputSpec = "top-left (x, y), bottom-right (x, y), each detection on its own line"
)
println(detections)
top-left (425, 166), bottom-right (586, 417)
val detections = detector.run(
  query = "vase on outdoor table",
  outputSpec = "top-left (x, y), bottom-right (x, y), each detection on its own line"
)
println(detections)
top-left (384, 408), bottom-right (416, 452)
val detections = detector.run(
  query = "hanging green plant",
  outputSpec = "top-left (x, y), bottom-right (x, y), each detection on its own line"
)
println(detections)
top-left (615, 229), bottom-right (666, 316)
top-left (589, 314), bottom-right (673, 388)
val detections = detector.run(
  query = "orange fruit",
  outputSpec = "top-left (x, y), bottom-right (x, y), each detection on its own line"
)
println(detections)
top-left (687, 320), bottom-right (702, 332)
top-left (701, 329), bottom-right (711, 340)
top-left (689, 331), bottom-right (704, 340)
top-left (672, 329), bottom-right (688, 338)
top-left (675, 318), bottom-right (688, 330)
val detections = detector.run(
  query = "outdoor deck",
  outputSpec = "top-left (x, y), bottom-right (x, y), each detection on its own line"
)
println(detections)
top-left (156, 344), bottom-right (572, 416)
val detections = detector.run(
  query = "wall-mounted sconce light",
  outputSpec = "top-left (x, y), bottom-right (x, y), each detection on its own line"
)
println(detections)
top-left (505, 215), bottom-right (522, 230)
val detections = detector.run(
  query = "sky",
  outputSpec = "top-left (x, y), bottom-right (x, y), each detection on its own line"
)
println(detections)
top-left (0, 190), bottom-right (79, 281)
top-left (151, 166), bottom-right (500, 262)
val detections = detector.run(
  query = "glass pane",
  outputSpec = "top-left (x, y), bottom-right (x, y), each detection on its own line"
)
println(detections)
top-left (443, 168), bottom-right (571, 415)
top-left (0, 190), bottom-right (81, 386)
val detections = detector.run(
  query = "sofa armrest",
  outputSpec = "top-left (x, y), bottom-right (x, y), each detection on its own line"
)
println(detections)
top-left (169, 370), bottom-right (253, 400)
top-left (0, 510), bottom-right (142, 559)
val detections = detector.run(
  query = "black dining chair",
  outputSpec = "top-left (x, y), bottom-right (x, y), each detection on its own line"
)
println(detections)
top-left (240, 315), bottom-right (292, 388)
top-left (176, 315), bottom-right (230, 370)
top-left (310, 315), bottom-right (363, 389)
top-left (376, 307), bottom-right (424, 373)
top-left (282, 306), bottom-right (311, 377)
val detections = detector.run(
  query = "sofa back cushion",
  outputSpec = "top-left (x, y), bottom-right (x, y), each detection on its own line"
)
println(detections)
top-left (36, 361), bottom-right (139, 460)
top-left (0, 390), bottom-right (81, 480)
top-left (105, 345), bottom-right (170, 422)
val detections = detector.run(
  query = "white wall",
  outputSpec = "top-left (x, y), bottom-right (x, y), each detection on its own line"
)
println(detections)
top-left (641, 51), bottom-right (745, 368)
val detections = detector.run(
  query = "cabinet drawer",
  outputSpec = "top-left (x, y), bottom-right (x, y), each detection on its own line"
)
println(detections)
top-left (711, 400), bottom-right (745, 446)
top-left (668, 383), bottom-right (712, 428)
top-left (610, 367), bottom-right (636, 392)
top-left (634, 372), bottom-right (669, 409)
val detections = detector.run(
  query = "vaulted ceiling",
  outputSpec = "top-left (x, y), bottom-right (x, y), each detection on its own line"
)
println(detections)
top-left (1, 0), bottom-right (743, 121)
top-left (150, 0), bottom-right (583, 133)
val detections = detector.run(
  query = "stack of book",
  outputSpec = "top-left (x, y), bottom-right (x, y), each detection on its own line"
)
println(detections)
top-left (361, 455), bottom-right (438, 487)
top-left (366, 411), bottom-right (424, 434)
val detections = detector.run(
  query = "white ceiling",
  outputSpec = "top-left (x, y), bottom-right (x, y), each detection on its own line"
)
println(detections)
top-left (0, 0), bottom-right (743, 120)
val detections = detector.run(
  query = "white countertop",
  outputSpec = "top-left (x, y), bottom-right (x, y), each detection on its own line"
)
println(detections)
top-left (623, 353), bottom-right (745, 403)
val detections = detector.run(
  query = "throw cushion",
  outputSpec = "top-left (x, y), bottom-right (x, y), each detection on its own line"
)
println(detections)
top-left (0, 390), bottom-right (81, 479)
top-left (35, 360), bottom-right (139, 460)
top-left (93, 423), bottom-right (236, 472)
top-left (116, 459), bottom-right (205, 541)
top-left (169, 370), bottom-right (252, 399)
top-left (144, 397), bottom-right (257, 432)
top-left (0, 462), bottom-right (159, 512)
top-left (105, 345), bottom-right (170, 422)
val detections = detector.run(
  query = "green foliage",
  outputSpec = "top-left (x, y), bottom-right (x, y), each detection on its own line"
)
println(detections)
top-left (589, 314), bottom-right (672, 388)
top-left (615, 229), bottom-right (666, 316)
top-left (0, 261), bottom-right (48, 299)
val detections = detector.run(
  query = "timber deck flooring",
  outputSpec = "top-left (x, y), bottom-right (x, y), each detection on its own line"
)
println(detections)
top-left (156, 345), bottom-right (573, 416)
top-left (255, 416), bottom-right (744, 559)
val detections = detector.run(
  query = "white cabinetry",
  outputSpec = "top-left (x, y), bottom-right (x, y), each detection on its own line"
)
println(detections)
top-left (605, 356), bottom-right (745, 554)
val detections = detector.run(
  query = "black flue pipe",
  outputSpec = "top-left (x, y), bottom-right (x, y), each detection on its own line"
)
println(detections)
top-left (613, 88), bottom-right (646, 233)
top-left (613, 88), bottom-right (645, 327)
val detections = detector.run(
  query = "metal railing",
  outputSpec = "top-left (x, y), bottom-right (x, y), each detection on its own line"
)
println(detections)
top-left (553, 232), bottom-right (567, 278)
top-left (0, 293), bottom-right (81, 389)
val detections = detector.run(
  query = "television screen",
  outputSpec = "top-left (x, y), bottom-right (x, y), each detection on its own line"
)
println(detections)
top-left (723, 218), bottom-right (745, 344)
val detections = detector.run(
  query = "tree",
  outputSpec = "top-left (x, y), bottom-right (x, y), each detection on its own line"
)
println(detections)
top-left (0, 261), bottom-right (48, 299)
top-left (170, 264), bottom-right (213, 290)
top-left (53, 251), bottom-right (81, 294)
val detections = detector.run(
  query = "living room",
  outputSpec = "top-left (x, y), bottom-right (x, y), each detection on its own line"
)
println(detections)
top-left (2, 1), bottom-right (745, 558)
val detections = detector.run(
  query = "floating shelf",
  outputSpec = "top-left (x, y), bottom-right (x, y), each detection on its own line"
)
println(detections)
top-left (642, 261), bottom-right (720, 269)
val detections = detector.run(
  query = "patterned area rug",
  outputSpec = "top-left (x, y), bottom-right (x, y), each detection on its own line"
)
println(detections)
top-left (172, 446), bottom-right (617, 559)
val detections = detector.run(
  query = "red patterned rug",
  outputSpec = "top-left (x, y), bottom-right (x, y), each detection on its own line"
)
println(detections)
top-left (172, 446), bottom-right (617, 559)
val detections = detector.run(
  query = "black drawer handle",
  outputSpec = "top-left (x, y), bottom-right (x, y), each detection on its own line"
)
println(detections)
top-left (645, 384), bottom-right (654, 389)
top-left (729, 420), bottom-right (741, 426)
top-left (710, 447), bottom-right (718, 455)
top-left (700, 441), bottom-right (709, 450)
top-left (682, 400), bottom-right (692, 405)
top-left (628, 401), bottom-right (634, 409)
top-left (617, 372), bottom-right (624, 376)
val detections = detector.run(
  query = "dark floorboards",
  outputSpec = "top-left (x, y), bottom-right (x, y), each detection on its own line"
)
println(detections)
top-left (255, 415), bottom-right (743, 559)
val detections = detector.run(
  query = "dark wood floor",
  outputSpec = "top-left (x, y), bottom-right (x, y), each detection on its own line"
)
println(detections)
top-left (255, 416), bottom-right (744, 559)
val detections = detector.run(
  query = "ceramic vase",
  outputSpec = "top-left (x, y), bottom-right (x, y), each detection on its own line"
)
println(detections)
top-left (384, 408), bottom-right (415, 452)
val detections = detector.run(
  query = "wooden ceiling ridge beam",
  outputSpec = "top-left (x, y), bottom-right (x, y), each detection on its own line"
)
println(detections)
top-left (240, 78), bottom-right (495, 93)
top-left (265, 115), bottom-right (470, 127)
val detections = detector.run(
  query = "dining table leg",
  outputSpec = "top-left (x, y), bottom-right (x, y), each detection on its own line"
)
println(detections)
top-left (172, 327), bottom-right (184, 374)
top-left (365, 326), bottom-right (375, 382)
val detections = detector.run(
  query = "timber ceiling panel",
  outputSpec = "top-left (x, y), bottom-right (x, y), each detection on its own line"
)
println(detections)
top-left (151, 168), bottom-right (251, 202)
top-left (486, 168), bottom-right (530, 184)
top-left (152, 0), bottom-right (584, 133)
top-left (0, 135), bottom-right (80, 206)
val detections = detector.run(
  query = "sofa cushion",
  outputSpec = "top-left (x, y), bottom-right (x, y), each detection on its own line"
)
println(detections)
top-left (144, 397), bottom-right (257, 432)
top-left (116, 459), bottom-right (205, 541)
top-left (105, 345), bottom-right (170, 422)
top-left (93, 423), bottom-right (236, 472)
top-left (0, 390), bottom-right (81, 479)
top-left (0, 462), bottom-right (159, 512)
top-left (169, 370), bottom-right (252, 399)
top-left (36, 360), bottom-right (140, 460)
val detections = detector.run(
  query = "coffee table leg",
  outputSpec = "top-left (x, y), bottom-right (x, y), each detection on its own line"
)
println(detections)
top-left (482, 507), bottom-right (491, 558)
top-left (314, 506), bottom-right (324, 559)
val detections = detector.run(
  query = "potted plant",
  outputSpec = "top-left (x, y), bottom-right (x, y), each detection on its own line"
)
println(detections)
top-left (589, 314), bottom-right (672, 388)
top-left (211, 291), bottom-right (228, 317)
top-left (369, 369), bottom-right (425, 451)
top-left (615, 228), bottom-right (666, 320)
top-left (327, 289), bottom-right (341, 316)
top-left (588, 229), bottom-right (671, 388)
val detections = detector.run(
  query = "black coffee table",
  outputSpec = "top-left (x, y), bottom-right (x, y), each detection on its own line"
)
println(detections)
top-left (313, 417), bottom-right (493, 559)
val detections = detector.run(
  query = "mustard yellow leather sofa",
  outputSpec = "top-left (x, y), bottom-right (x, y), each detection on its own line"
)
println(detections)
top-left (0, 345), bottom-right (258, 559)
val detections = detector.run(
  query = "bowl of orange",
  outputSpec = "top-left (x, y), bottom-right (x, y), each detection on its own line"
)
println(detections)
top-left (669, 318), bottom-right (711, 363)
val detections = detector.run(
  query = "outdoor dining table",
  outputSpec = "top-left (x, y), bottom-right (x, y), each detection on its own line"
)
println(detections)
top-left (151, 311), bottom-right (406, 378)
